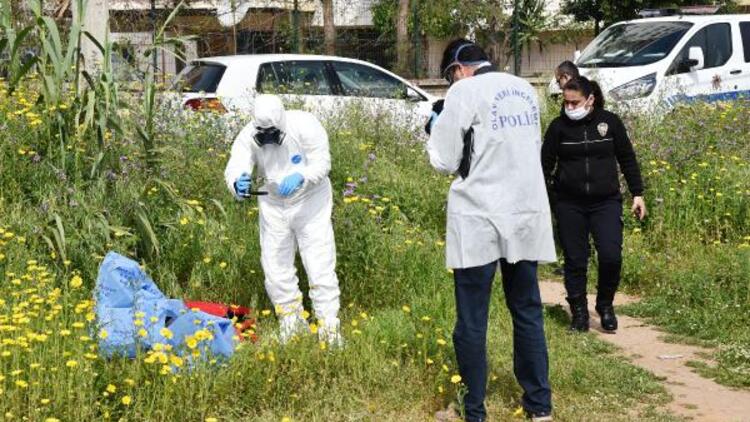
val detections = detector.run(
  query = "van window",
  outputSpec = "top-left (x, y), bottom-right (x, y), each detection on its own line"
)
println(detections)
top-left (577, 21), bottom-right (692, 68)
top-left (174, 63), bottom-right (226, 93)
top-left (331, 61), bottom-right (406, 99)
top-left (670, 23), bottom-right (732, 75)
top-left (741, 22), bottom-right (750, 62)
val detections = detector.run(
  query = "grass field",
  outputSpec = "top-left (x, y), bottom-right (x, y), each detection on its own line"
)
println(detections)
top-left (0, 80), bottom-right (683, 420)
top-left (614, 101), bottom-right (750, 389)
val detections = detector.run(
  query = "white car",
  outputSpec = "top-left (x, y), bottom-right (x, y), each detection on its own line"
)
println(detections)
top-left (550, 13), bottom-right (750, 112)
top-left (172, 54), bottom-right (437, 125)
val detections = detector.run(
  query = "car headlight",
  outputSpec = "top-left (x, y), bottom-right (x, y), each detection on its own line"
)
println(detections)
top-left (609, 73), bottom-right (657, 101)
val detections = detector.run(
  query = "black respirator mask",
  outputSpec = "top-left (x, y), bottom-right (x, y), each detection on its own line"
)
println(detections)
top-left (253, 126), bottom-right (286, 147)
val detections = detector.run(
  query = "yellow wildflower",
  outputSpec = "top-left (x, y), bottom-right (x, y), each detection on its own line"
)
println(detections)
top-left (160, 327), bottom-right (173, 340)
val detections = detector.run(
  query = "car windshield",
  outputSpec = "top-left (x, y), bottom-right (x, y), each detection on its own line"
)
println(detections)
top-left (578, 21), bottom-right (693, 68)
top-left (172, 63), bottom-right (226, 93)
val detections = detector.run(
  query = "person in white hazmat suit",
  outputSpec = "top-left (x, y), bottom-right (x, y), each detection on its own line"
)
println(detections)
top-left (224, 94), bottom-right (342, 346)
top-left (427, 40), bottom-right (556, 422)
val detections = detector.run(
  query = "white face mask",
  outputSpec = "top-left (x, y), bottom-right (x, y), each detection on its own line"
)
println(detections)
top-left (564, 95), bottom-right (594, 121)
top-left (565, 105), bottom-right (590, 121)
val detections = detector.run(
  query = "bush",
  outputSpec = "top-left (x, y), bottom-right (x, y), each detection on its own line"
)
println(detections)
top-left (618, 101), bottom-right (749, 387)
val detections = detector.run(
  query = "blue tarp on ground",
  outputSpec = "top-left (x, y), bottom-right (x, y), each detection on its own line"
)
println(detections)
top-left (95, 251), bottom-right (236, 359)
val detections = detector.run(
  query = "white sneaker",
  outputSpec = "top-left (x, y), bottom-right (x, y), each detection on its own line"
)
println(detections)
top-left (529, 412), bottom-right (553, 422)
top-left (318, 318), bottom-right (344, 348)
top-left (278, 313), bottom-right (310, 344)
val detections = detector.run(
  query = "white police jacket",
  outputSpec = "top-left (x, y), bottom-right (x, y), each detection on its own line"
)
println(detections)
top-left (427, 69), bottom-right (557, 269)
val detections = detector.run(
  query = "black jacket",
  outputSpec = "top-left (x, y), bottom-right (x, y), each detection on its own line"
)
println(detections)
top-left (542, 108), bottom-right (644, 200)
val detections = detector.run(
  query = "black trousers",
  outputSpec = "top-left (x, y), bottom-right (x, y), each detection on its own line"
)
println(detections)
top-left (555, 197), bottom-right (623, 307)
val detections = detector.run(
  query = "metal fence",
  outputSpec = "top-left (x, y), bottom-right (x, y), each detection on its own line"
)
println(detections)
top-left (104, 6), bottom-right (395, 82)
top-left (11, 3), bottom-right (592, 84)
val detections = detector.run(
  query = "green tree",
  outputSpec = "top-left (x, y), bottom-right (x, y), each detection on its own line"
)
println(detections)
top-left (371, 0), bottom-right (550, 73)
top-left (562, 0), bottom-right (737, 34)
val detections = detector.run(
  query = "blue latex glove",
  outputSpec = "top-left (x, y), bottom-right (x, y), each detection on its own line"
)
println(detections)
top-left (234, 173), bottom-right (252, 196)
top-left (278, 172), bottom-right (304, 197)
top-left (429, 111), bottom-right (439, 132)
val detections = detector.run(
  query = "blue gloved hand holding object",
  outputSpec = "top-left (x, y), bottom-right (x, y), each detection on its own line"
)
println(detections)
top-left (278, 172), bottom-right (304, 197)
top-left (234, 173), bottom-right (252, 197)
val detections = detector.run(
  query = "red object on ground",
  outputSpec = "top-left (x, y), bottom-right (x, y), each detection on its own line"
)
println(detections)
top-left (184, 98), bottom-right (227, 113)
top-left (183, 300), bottom-right (257, 342)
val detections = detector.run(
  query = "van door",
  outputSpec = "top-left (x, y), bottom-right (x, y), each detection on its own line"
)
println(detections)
top-left (663, 22), bottom-right (736, 104)
top-left (735, 21), bottom-right (750, 98)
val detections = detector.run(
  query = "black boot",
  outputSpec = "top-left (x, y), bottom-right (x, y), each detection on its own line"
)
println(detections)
top-left (596, 304), bottom-right (618, 332)
top-left (566, 295), bottom-right (589, 332)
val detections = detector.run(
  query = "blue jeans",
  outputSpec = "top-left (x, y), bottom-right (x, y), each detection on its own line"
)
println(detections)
top-left (453, 260), bottom-right (551, 421)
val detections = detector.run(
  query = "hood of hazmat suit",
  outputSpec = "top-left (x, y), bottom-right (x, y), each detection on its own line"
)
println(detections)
top-left (254, 94), bottom-right (287, 133)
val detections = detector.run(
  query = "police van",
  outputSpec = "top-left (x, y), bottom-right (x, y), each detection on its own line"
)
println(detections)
top-left (552, 10), bottom-right (750, 111)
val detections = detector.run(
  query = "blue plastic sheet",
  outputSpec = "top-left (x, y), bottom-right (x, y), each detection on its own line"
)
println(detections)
top-left (95, 251), bottom-right (236, 360)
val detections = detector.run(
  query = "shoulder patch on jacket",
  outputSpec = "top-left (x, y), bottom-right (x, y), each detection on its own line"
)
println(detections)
top-left (597, 122), bottom-right (609, 137)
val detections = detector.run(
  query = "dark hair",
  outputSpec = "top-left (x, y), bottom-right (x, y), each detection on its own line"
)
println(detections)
top-left (563, 76), bottom-right (605, 109)
top-left (556, 60), bottom-right (579, 79)
top-left (440, 39), bottom-right (489, 77)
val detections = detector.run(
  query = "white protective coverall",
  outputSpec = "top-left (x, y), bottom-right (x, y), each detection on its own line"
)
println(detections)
top-left (224, 95), bottom-right (341, 341)
top-left (427, 71), bottom-right (557, 269)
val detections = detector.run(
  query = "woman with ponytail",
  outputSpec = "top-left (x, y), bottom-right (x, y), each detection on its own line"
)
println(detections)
top-left (541, 76), bottom-right (646, 333)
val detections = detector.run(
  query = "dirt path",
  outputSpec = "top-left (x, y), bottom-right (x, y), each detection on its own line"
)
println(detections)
top-left (539, 281), bottom-right (750, 422)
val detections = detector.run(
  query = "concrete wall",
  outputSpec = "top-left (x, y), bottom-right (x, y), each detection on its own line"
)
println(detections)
top-left (516, 36), bottom-right (593, 77)
top-left (425, 37), bottom-right (450, 79)
top-left (311, 0), bottom-right (375, 27)
top-left (423, 34), bottom-right (594, 79)
top-left (109, 0), bottom-right (317, 12)
top-left (110, 32), bottom-right (198, 81)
